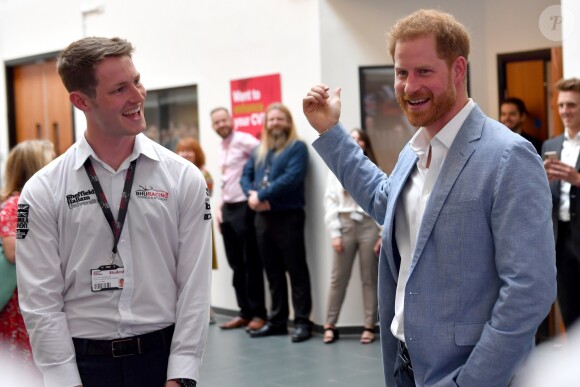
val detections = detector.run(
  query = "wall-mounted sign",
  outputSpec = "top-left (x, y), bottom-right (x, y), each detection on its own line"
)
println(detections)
top-left (230, 73), bottom-right (281, 138)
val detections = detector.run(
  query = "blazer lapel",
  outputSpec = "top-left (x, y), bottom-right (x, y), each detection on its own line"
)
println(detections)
top-left (410, 106), bottom-right (484, 270)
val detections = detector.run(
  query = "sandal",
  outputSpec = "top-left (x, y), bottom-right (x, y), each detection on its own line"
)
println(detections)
top-left (323, 326), bottom-right (339, 344)
top-left (360, 327), bottom-right (375, 344)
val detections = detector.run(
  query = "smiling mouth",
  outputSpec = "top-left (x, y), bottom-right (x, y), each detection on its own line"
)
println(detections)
top-left (407, 98), bottom-right (429, 106)
top-left (123, 106), bottom-right (141, 117)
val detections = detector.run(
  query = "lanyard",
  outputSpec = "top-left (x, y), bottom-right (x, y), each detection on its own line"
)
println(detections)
top-left (84, 158), bottom-right (137, 260)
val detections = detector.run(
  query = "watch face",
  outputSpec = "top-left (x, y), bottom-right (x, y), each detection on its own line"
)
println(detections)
top-left (175, 379), bottom-right (197, 387)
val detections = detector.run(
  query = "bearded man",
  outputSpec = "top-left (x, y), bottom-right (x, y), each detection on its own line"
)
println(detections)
top-left (240, 103), bottom-right (313, 343)
top-left (303, 9), bottom-right (555, 387)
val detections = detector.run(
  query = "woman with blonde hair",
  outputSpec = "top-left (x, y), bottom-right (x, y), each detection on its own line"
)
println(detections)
top-left (0, 139), bottom-right (54, 362)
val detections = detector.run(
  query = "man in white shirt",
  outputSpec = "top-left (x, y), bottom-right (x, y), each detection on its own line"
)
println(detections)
top-left (542, 78), bottom-right (580, 329)
top-left (16, 37), bottom-right (210, 387)
top-left (304, 9), bottom-right (555, 387)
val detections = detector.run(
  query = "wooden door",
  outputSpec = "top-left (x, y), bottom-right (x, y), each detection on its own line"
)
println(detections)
top-left (42, 60), bottom-right (73, 154)
top-left (12, 59), bottom-right (74, 154)
top-left (505, 60), bottom-right (546, 141)
top-left (550, 47), bottom-right (564, 138)
top-left (13, 62), bottom-right (45, 141)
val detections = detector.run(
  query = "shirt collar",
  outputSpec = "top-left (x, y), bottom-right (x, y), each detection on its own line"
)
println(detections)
top-left (221, 131), bottom-right (235, 147)
top-left (409, 98), bottom-right (475, 157)
top-left (564, 128), bottom-right (580, 144)
top-left (73, 133), bottom-right (159, 171)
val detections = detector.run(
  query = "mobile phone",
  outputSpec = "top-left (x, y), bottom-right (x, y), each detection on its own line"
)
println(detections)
top-left (543, 151), bottom-right (559, 160)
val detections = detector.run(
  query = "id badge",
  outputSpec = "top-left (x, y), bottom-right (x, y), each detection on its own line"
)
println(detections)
top-left (350, 212), bottom-right (364, 222)
top-left (91, 264), bottom-right (125, 292)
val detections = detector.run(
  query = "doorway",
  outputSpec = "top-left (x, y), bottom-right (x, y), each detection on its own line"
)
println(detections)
top-left (6, 54), bottom-right (75, 155)
top-left (497, 47), bottom-right (563, 141)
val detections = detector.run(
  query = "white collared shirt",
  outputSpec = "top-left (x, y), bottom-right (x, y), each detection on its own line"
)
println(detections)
top-left (391, 99), bottom-right (475, 341)
top-left (16, 133), bottom-right (212, 387)
top-left (559, 128), bottom-right (580, 221)
top-left (324, 172), bottom-right (371, 238)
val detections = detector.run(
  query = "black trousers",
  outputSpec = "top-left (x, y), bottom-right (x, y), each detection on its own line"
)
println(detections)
top-left (556, 221), bottom-right (580, 328)
top-left (73, 326), bottom-right (174, 387)
top-left (254, 209), bottom-right (312, 327)
top-left (394, 340), bottom-right (416, 387)
top-left (221, 202), bottom-right (267, 320)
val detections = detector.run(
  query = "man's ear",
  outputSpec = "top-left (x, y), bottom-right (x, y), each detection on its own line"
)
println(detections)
top-left (69, 91), bottom-right (91, 112)
top-left (452, 56), bottom-right (468, 84)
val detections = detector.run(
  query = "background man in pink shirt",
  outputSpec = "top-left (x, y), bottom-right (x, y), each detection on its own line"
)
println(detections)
top-left (211, 107), bottom-right (267, 332)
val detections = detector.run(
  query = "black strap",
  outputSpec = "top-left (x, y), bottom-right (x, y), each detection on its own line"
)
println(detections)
top-left (84, 158), bottom-right (137, 255)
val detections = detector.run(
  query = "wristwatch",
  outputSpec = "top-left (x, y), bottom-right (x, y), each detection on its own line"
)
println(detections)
top-left (170, 378), bottom-right (197, 387)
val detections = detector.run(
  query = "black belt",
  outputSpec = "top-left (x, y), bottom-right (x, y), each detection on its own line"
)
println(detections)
top-left (398, 340), bottom-right (414, 374)
top-left (223, 201), bottom-right (248, 208)
top-left (73, 325), bottom-right (174, 358)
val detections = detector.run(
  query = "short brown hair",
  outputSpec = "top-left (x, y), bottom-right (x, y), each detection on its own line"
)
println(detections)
top-left (57, 37), bottom-right (134, 98)
top-left (209, 107), bottom-right (230, 117)
top-left (387, 9), bottom-right (470, 66)
top-left (556, 78), bottom-right (580, 93)
top-left (175, 137), bottom-right (206, 168)
top-left (1, 140), bottom-right (54, 201)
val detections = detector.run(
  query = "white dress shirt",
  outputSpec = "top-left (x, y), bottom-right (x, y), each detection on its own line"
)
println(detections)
top-left (559, 128), bottom-right (580, 221)
top-left (16, 133), bottom-right (212, 387)
top-left (391, 99), bottom-right (475, 341)
top-left (324, 172), bottom-right (372, 238)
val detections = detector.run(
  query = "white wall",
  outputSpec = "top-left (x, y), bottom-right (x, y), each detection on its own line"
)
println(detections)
top-left (562, 0), bottom-right (580, 78)
top-left (0, 0), bottom-right (564, 327)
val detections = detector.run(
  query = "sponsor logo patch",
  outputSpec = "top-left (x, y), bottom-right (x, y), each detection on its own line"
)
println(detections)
top-left (135, 185), bottom-right (169, 201)
top-left (66, 189), bottom-right (97, 209)
top-left (16, 204), bottom-right (30, 239)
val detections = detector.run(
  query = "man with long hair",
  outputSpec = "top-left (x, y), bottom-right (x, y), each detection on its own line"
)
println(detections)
top-left (241, 103), bottom-right (314, 343)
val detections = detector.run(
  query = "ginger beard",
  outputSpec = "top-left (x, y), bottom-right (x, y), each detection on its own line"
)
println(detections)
top-left (397, 72), bottom-right (456, 129)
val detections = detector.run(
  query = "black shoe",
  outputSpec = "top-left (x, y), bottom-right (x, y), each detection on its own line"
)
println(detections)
top-left (291, 325), bottom-right (312, 343)
top-left (249, 323), bottom-right (288, 338)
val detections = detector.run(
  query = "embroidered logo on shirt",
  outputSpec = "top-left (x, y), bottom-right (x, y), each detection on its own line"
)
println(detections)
top-left (135, 185), bottom-right (169, 201)
top-left (16, 204), bottom-right (29, 239)
top-left (66, 189), bottom-right (97, 209)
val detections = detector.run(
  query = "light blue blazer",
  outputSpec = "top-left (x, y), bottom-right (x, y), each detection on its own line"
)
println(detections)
top-left (313, 105), bottom-right (556, 387)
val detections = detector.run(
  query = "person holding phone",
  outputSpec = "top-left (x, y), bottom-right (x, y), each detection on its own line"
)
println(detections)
top-left (542, 78), bottom-right (580, 329)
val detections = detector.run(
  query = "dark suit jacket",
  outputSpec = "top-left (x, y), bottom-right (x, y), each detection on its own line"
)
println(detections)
top-left (542, 135), bottom-right (580, 256)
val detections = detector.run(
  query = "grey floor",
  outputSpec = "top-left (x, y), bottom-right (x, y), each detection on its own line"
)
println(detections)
top-left (200, 313), bottom-right (385, 387)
